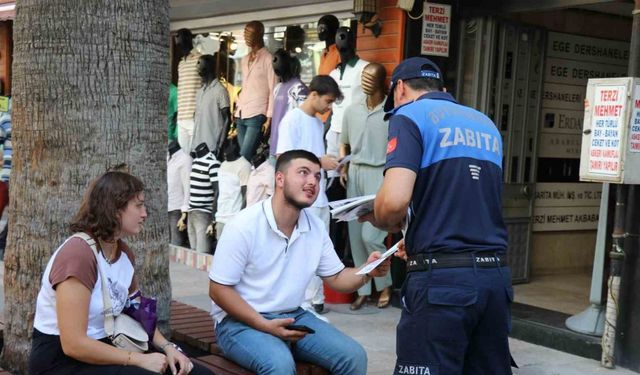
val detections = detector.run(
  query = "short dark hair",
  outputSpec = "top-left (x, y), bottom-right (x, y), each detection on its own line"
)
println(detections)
top-left (276, 150), bottom-right (321, 173)
top-left (70, 171), bottom-right (145, 240)
top-left (309, 75), bottom-right (343, 102)
top-left (403, 77), bottom-right (443, 92)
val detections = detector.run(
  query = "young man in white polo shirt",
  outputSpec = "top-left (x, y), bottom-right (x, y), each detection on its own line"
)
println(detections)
top-left (276, 75), bottom-right (342, 315)
top-left (209, 150), bottom-right (390, 375)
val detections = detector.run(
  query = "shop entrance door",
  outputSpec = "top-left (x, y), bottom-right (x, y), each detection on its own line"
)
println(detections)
top-left (456, 18), bottom-right (545, 283)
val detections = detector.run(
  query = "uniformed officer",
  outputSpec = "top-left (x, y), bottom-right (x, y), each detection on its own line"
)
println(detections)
top-left (362, 57), bottom-right (513, 375)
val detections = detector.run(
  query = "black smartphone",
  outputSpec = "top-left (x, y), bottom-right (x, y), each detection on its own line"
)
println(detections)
top-left (285, 324), bottom-right (316, 334)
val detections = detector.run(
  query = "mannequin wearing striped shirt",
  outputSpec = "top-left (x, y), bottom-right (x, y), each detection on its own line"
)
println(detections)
top-left (187, 143), bottom-right (220, 253)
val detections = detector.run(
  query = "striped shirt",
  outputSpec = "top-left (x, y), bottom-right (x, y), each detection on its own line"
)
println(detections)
top-left (177, 51), bottom-right (202, 121)
top-left (188, 151), bottom-right (220, 213)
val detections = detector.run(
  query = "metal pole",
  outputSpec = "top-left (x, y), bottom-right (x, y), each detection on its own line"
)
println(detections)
top-left (566, 183), bottom-right (609, 336)
top-left (601, 2), bottom-right (640, 367)
top-left (602, 185), bottom-right (628, 368)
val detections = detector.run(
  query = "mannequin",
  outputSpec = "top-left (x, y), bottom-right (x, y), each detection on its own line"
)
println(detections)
top-left (192, 54), bottom-right (231, 158)
top-left (339, 62), bottom-right (392, 310)
top-left (187, 142), bottom-right (221, 253)
top-left (168, 140), bottom-right (191, 247)
top-left (210, 138), bottom-right (251, 240)
top-left (235, 21), bottom-right (277, 161)
top-left (317, 15), bottom-right (341, 75)
top-left (176, 28), bottom-right (203, 152)
top-left (316, 15), bottom-right (341, 125)
top-left (215, 35), bottom-right (241, 127)
top-left (284, 26), bottom-right (305, 55)
top-left (269, 49), bottom-right (308, 156)
top-left (327, 27), bottom-right (368, 158)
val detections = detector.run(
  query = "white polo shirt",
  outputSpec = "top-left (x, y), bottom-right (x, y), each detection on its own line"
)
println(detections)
top-left (209, 197), bottom-right (345, 323)
top-left (276, 107), bottom-right (329, 208)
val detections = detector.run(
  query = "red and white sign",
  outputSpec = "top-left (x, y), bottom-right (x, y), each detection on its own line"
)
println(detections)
top-left (421, 3), bottom-right (451, 57)
top-left (588, 85), bottom-right (627, 176)
top-left (630, 84), bottom-right (640, 153)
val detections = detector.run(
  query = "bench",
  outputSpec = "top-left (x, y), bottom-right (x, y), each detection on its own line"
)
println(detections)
top-left (170, 301), bottom-right (330, 375)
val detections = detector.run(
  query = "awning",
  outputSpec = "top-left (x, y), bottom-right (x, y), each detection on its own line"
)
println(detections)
top-left (0, 1), bottom-right (15, 21)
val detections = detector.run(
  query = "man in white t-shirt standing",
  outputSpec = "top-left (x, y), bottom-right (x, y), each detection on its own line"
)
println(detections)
top-left (276, 75), bottom-right (343, 315)
top-left (209, 150), bottom-right (390, 375)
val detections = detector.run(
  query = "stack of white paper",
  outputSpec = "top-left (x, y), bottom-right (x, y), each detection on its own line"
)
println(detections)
top-left (355, 240), bottom-right (401, 275)
top-left (328, 194), bottom-right (376, 222)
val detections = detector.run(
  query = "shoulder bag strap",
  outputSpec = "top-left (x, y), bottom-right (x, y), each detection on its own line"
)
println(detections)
top-left (71, 232), bottom-right (115, 337)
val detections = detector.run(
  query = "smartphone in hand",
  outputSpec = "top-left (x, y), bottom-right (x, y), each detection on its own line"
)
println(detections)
top-left (285, 324), bottom-right (316, 334)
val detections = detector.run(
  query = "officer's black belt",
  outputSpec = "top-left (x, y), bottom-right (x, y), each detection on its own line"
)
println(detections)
top-left (406, 252), bottom-right (507, 272)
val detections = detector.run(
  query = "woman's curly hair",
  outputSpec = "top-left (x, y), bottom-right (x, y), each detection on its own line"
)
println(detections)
top-left (69, 171), bottom-right (144, 240)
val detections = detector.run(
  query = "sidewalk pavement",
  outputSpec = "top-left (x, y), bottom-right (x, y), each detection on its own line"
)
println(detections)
top-left (170, 261), bottom-right (639, 375)
top-left (0, 260), bottom-right (636, 374)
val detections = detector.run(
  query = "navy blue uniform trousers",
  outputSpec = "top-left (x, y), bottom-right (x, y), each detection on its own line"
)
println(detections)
top-left (394, 265), bottom-right (513, 375)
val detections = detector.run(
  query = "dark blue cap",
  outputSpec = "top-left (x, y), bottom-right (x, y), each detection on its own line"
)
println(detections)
top-left (383, 57), bottom-right (443, 113)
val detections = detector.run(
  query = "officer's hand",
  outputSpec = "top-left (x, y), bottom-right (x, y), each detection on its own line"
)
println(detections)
top-left (364, 251), bottom-right (391, 277)
top-left (394, 239), bottom-right (407, 261)
top-left (263, 318), bottom-right (308, 342)
top-left (206, 223), bottom-right (215, 236)
top-left (177, 213), bottom-right (187, 232)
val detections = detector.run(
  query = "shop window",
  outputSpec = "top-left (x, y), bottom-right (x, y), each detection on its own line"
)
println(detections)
top-left (192, 19), bottom-right (352, 88)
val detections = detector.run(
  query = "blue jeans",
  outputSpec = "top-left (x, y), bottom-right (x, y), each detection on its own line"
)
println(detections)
top-left (236, 114), bottom-right (266, 161)
top-left (215, 308), bottom-right (367, 375)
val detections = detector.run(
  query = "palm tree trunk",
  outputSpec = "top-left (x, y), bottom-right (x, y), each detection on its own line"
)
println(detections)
top-left (3, 1), bottom-right (170, 371)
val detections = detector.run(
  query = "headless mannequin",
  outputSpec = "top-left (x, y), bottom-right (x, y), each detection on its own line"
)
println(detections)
top-left (207, 139), bottom-right (249, 238)
top-left (169, 140), bottom-right (181, 158)
top-left (326, 27), bottom-right (368, 158)
top-left (243, 21), bottom-right (271, 135)
top-left (338, 62), bottom-right (392, 310)
top-left (170, 139), bottom-right (189, 233)
top-left (335, 26), bottom-right (356, 66)
top-left (270, 49), bottom-right (309, 155)
top-left (175, 28), bottom-right (202, 152)
top-left (316, 15), bottom-right (341, 128)
top-left (272, 49), bottom-right (296, 83)
top-left (317, 15), bottom-right (339, 52)
top-left (175, 28), bottom-right (194, 58)
top-left (193, 142), bottom-right (210, 159)
top-left (284, 26), bottom-right (305, 55)
top-left (193, 54), bottom-right (231, 158)
top-left (179, 142), bottom-right (215, 230)
top-left (339, 62), bottom-right (386, 177)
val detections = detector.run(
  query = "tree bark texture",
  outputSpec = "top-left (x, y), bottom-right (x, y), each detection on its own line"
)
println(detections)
top-left (4, 1), bottom-right (170, 372)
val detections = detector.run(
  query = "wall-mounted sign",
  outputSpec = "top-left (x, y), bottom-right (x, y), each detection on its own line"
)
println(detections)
top-left (541, 83), bottom-right (586, 111)
top-left (541, 109), bottom-right (584, 135)
top-left (546, 32), bottom-right (629, 67)
top-left (580, 78), bottom-right (640, 184)
top-left (539, 32), bottom-right (629, 166)
top-left (533, 182), bottom-right (602, 231)
top-left (544, 58), bottom-right (627, 86)
top-left (587, 84), bottom-right (627, 176)
top-left (630, 84), bottom-right (640, 153)
top-left (538, 133), bottom-right (582, 158)
top-left (421, 3), bottom-right (451, 57)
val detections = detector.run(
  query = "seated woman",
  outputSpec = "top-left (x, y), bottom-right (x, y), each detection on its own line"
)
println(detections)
top-left (28, 171), bottom-right (213, 375)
